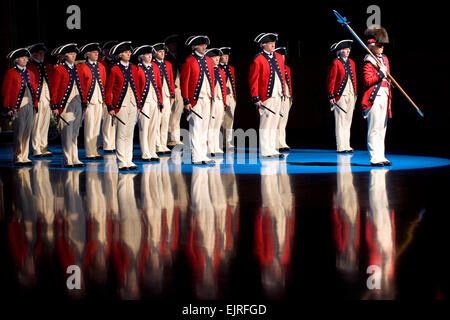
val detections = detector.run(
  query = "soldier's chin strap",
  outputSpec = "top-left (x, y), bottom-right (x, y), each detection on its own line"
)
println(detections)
top-left (333, 9), bottom-right (424, 118)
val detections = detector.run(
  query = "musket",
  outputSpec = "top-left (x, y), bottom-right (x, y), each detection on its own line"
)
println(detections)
top-left (111, 114), bottom-right (126, 126)
top-left (58, 114), bottom-right (69, 125)
top-left (257, 104), bottom-right (276, 115)
top-left (332, 102), bottom-right (347, 114)
top-left (333, 10), bottom-right (424, 118)
top-left (190, 109), bottom-right (203, 119)
top-left (140, 110), bottom-right (150, 119)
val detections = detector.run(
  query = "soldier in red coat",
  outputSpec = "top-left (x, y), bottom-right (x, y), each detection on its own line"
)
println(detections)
top-left (134, 45), bottom-right (164, 162)
top-left (78, 43), bottom-right (107, 160)
top-left (361, 26), bottom-right (392, 166)
top-left (249, 33), bottom-right (286, 159)
top-left (218, 47), bottom-right (237, 150)
top-left (2, 48), bottom-right (38, 165)
top-left (51, 43), bottom-right (87, 168)
top-left (105, 41), bottom-right (142, 171)
top-left (326, 40), bottom-right (357, 153)
top-left (274, 47), bottom-right (293, 152)
top-left (180, 35), bottom-right (216, 164)
top-left (28, 43), bottom-right (54, 158)
top-left (206, 48), bottom-right (227, 156)
top-left (152, 42), bottom-right (176, 154)
top-left (99, 40), bottom-right (119, 153)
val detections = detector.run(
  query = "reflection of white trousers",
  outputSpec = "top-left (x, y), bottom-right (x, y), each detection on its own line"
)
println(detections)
top-left (367, 87), bottom-right (389, 163)
top-left (334, 94), bottom-right (356, 151)
top-left (222, 94), bottom-right (236, 147)
top-left (208, 98), bottom-right (225, 154)
top-left (84, 102), bottom-right (103, 157)
top-left (139, 101), bottom-right (161, 159)
top-left (168, 76), bottom-right (184, 144)
top-left (189, 97), bottom-right (211, 162)
top-left (277, 97), bottom-right (292, 149)
top-left (60, 89), bottom-right (83, 166)
top-left (156, 93), bottom-right (171, 152)
top-left (102, 106), bottom-right (116, 150)
top-left (115, 105), bottom-right (137, 168)
top-left (31, 82), bottom-right (51, 155)
top-left (13, 100), bottom-right (35, 163)
top-left (259, 96), bottom-right (281, 157)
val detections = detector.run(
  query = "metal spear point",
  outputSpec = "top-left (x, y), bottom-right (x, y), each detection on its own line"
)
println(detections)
top-left (333, 9), bottom-right (424, 118)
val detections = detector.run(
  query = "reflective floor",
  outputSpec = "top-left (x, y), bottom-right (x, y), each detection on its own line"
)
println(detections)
top-left (0, 145), bottom-right (449, 300)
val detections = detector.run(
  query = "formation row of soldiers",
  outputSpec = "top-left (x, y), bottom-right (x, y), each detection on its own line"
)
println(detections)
top-left (2, 25), bottom-right (392, 167)
top-left (1, 35), bottom-right (245, 169)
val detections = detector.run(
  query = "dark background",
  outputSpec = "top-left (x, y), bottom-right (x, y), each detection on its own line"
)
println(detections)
top-left (1, 0), bottom-right (449, 157)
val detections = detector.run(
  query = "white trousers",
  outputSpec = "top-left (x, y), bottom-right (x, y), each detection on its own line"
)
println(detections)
top-left (84, 102), bottom-right (103, 157)
top-left (60, 93), bottom-right (83, 166)
top-left (334, 94), bottom-right (356, 152)
top-left (366, 87), bottom-right (389, 163)
top-left (31, 87), bottom-right (51, 155)
top-left (168, 79), bottom-right (185, 145)
top-left (222, 94), bottom-right (236, 148)
top-left (259, 96), bottom-right (282, 157)
top-left (115, 105), bottom-right (137, 169)
top-left (102, 106), bottom-right (116, 151)
top-left (13, 103), bottom-right (35, 163)
top-left (139, 101), bottom-right (161, 159)
top-left (189, 97), bottom-right (211, 163)
top-left (156, 95), bottom-right (172, 152)
top-left (208, 98), bottom-right (225, 154)
top-left (277, 97), bottom-right (292, 149)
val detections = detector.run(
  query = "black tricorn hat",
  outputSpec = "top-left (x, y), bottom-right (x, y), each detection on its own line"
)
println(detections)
top-left (152, 43), bottom-right (168, 54)
top-left (100, 40), bottom-right (118, 51)
top-left (110, 41), bottom-right (133, 56)
top-left (205, 48), bottom-right (223, 57)
top-left (274, 46), bottom-right (288, 56)
top-left (6, 48), bottom-right (31, 60)
top-left (164, 34), bottom-right (180, 45)
top-left (219, 47), bottom-right (231, 55)
top-left (185, 35), bottom-right (210, 47)
top-left (254, 33), bottom-right (278, 44)
top-left (330, 39), bottom-right (353, 52)
top-left (364, 25), bottom-right (389, 45)
top-left (56, 43), bottom-right (79, 55)
top-left (79, 42), bottom-right (101, 55)
top-left (27, 43), bottom-right (48, 54)
top-left (132, 45), bottom-right (154, 57)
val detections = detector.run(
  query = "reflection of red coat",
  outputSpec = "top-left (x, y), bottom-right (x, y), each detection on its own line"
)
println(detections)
top-left (84, 214), bottom-right (113, 271)
top-left (361, 54), bottom-right (392, 118)
top-left (2, 67), bottom-right (38, 110)
top-left (105, 64), bottom-right (142, 113)
top-left (254, 207), bottom-right (295, 267)
top-left (332, 208), bottom-right (360, 253)
top-left (249, 52), bottom-right (286, 103)
top-left (326, 58), bottom-right (357, 101)
top-left (7, 219), bottom-right (43, 269)
top-left (78, 62), bottom-right (107, 103)
top-left (180, 54), bottom-right (215, 107)
top-left (365, 210), bottom-right (395, 278)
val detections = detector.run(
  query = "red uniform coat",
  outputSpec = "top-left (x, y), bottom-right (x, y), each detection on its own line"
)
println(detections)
top-left (105, 63), bottom-right (142, 114)
top-left (2, 67), bottom-right (38, 111)
top-left (50, 64), bottom-right (87, 114)
top-left (219, 64), bottom-right (236, 98)
top-left (361, 54), bottom-right (392, 118)
top-left (214, 66), bottom-right (228, 109)
top-left (153, 59), bottom-right (176, 99)
top-left (180, 54), bottom-right (215, 107)
top-left (78, 62), bottom-right (107, 103)
top-left (326, 58), bottom-right (357, 102)
top-left (285, 64), bottom-right (293, 97)
top-left (136, 62), bottom-right (164, 110)
top-left (27, 61), bottom-right (54, 101)
top-left (248, 52), bottom-right (286, 103)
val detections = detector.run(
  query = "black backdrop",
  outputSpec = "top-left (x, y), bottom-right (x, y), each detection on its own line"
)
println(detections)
top-left (1, 0), bottom-right (449, 157)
